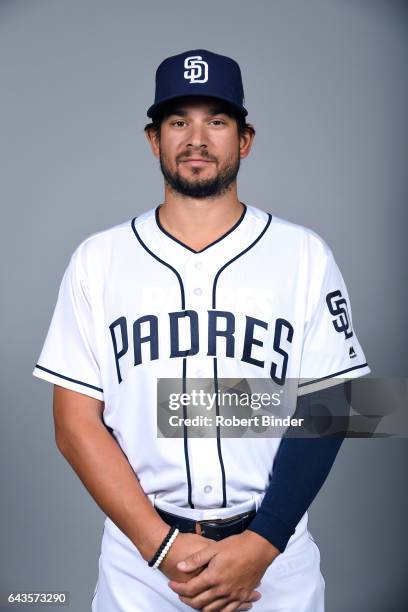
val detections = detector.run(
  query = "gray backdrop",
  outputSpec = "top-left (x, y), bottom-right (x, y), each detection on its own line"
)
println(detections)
top-left (1, 0), bottom-right (407, 610)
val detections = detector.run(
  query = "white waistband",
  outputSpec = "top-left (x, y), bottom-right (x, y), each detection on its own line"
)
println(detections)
top-left (147, 491), bottom-right (266, 521)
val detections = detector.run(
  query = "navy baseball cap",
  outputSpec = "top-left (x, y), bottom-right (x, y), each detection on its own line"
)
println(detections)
top-left (147, 49), bottom-right (248, 118)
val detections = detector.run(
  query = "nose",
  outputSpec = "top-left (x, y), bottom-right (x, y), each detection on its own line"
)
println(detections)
top-left (186, 122), bottom-right (208, 150)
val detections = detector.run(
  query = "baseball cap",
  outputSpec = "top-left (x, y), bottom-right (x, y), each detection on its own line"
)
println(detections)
top-left (147, 49), bottom-right (248, 119)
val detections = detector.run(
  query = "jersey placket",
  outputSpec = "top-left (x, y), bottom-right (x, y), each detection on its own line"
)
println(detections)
top-left (182, 251), bottom-right (226, 508)
top-left (145, 204), bottom-right (267, 509)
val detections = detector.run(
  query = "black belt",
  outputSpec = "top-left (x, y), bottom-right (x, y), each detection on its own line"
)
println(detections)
top-left (155, 506), bottom-right (257, 541)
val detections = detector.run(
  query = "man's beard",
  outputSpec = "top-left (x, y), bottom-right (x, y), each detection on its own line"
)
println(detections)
top-left (159, 150), bottom-right (240, 199)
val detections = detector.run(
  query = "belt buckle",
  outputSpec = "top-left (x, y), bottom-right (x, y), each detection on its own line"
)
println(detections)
top-left (195, 521), bottom-right (203, 535)
top-left (194, 511), bottom-right (250, 536)
top-left (194, 517), bottom-right (225, 536)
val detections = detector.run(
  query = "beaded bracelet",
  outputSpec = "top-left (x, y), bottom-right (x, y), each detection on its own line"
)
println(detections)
top-left (152, 527), bottom-right (179, 569)
top-left (148, 526), bottom-right (180, 569)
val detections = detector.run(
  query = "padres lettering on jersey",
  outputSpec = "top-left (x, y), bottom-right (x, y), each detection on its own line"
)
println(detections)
top-left (33, 204), bottom-right (370, 509)
top-left (109, 310), bottom-right (294, 386)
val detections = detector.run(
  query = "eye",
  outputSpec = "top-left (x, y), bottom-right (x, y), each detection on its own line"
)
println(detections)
top-left (171, 120), bottom-right (187, 127)
top-left (210, 119), bottom-right (225, 126)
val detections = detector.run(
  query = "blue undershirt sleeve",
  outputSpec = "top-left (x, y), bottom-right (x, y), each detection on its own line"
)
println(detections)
top-left (247, 382), bottom-right (351, 553)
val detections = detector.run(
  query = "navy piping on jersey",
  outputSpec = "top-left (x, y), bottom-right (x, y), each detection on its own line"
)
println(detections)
top-left (131, 217), bottom-right (194, 508)
top-left (131, 217), bottom-right (185, 308)
top-left (155, 203), bottom-right (247, 254)
top-left (211, 212), bottom-right (273, 507)
top-left (182, 357), bottom-right (194, 507)
top-left (34, 364), bottom-right (103, 393)
top-left (298, 362), bottom-right (369, 388)
top-left (212, 356), bottom-right (227, 506)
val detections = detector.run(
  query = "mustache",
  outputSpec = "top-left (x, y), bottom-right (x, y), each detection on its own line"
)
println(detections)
top-left (176, 151), bottom-right (217, 163)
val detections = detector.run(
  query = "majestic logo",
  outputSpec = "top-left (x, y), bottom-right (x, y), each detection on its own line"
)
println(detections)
top-left (184, 55), bottom-right (209, 84)
top-left (326, 290), bottom-right (353, 339)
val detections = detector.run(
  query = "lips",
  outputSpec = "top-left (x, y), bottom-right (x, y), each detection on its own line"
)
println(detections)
top-left (180, 158), bottom-right (212, 162)
top-left (179, 159), bottom-right (215, 167)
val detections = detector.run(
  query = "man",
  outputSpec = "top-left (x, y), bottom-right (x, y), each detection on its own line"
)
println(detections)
top-left (33, 49), bottom-right (370, 611)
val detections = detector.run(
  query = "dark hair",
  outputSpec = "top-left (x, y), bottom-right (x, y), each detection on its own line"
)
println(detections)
top-left (144, 98), bottom-right (254, 139)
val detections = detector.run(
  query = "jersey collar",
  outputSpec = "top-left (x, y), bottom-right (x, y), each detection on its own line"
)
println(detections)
top-left (132, 203), bottom-right (270, 273)
top-left (154, 203), bottom-right (247, 254)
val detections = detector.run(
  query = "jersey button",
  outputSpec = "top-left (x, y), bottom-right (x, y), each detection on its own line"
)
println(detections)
top-left (194, 261), bottom-right (203, 270)
top-left (203, 485), bottom-right (212, 494)
top-left (194, 288), bottom-right (203, 296)
top-left (196, 369), bottom-right (204, 377)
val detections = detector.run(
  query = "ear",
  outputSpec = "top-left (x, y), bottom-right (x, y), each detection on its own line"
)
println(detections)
top-left (239, 124), bottom-right (256, 160)
top-left (145, 127), bottom-right (160, 160)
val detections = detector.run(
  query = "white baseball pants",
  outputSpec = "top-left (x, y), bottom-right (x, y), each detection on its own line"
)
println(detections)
top-left (91, 496), bottom-right (325, 612)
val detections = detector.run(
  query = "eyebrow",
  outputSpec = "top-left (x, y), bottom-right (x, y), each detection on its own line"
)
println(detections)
top-left (167, 107), bottom-right (230, 118)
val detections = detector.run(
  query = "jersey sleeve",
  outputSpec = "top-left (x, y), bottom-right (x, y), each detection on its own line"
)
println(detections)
top-left (298, 246), bottom-right (370, 396)
top-left (32, 244), bottom-right (104, 401)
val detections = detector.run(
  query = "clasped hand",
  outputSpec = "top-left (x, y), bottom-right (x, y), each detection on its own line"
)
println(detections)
top-left (160, 530), bottom-right (280, 611)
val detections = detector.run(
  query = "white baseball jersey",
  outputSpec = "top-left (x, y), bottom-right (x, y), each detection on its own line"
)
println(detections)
top-left (32, 203), bottom-right (369, 611)
top-left (33, 203), bottom-right (370, 510)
